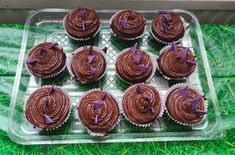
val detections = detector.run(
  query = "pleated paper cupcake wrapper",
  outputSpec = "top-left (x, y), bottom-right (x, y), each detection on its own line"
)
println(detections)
top-left (77, 88), bottom-right (121, 136)
top-left (115, 48), bottom-right (156, 85)
top-left (121, 83), bottom-right (165, 127)
top-left (25, 49), bottom-right (67, 79)
top-left (24, 85), bottom-right (72, 131)
top-left (67, 46), bottom-right (107, 84)
top-left (109, 10), bottom-right (147, 41)
top-left (63, 15), bottom-right (101, 41)
top-left (164, 83), bottom-right (208, 126)
top-left (150, 17), bottom-right (189, 45)
top-left (156, 44), bottom-right (197, 81)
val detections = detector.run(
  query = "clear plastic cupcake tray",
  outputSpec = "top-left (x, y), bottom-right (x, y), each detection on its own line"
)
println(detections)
top-left (8, 9), bottom-right (223, 144)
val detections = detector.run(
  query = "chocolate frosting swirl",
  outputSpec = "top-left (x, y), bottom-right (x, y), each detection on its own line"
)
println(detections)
top-left (122, 84), bottom-right (162, 125)
top-left (111, 10), bottom-right (146, 39)
top-left (70, 46), bottom-right (106, 83)
top-left (166, 86), bottom-right (205, 125)
top-left (26, 42), bottom-right (66, 78)
top-left (116, 48), bottom-right (153, 83)
top-left (64, 8), bottom-right (100, 39)
top-left (151, 12), bottom-right (185, 42)
top-left (78, 89), bottom-right (119, 135)
top-left (157, 46), bottom-right (196, 79)
top-left (25, 86), bottom-right (70, 129)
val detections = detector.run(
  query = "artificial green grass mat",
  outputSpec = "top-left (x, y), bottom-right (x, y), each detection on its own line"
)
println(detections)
top-left (0, 24), bottom-right (234, 154)
top-left (0, 129), bottom-right (234, 154)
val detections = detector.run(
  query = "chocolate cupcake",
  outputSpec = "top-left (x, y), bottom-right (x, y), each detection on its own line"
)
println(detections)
top-left (67, 46), bottom-right (106, 83)
top-left (122, 84), bottom-right (163, 127)
top-left (25, 85), bottom-right (71, 130)
top-left (78, 89), bottom-right (120, 136)
top-left (63, 7), bottom-right (101, 41)
top-left (25, 42), bottom-right (66, 78)
top-left (115, 43), bottom-right (155, 83)
top-left (157, 42), bottom-right (197, 80)
top-left (165, 84), bottom-right (207, 126)
top-left (151, 11), bottom-right (186, 44)
top-left (110, 10), bottom-right (146, 40)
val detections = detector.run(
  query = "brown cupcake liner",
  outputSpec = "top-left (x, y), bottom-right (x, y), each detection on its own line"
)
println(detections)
top-left (63, 14), bottom-right (101, 41)
top-left (121, 83), bottom-right (165, 127)
top-left (156, 44), bottom-right (197, 80)
top-left (164, 83), bottom-right (208, 126)
top-left (77, 88), bottom-right (120, 136)
top-left (115, 48), bottom-right (156, 84)
top-left (24, 85), bottom-right (72, 131)
top-left (25, 46), bottom-right (67, 79)
top-left (150, 17), bottom-right (189, 45)
top-left (109, 10), bottom-right (147, 41)
top-left (67, 45), bottom-right (107, 84)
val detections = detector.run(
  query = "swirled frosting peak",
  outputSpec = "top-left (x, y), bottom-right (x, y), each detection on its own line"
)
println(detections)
top-left (78, 89), bottom-right (119, 135)
top-left (122, 84), bottom-right (162, 125)
top-left (64, 7), bottom-right (100, 39)
top-left (157, 44), bottom-right (196, 79)
top-left (136, 84), bottom-right (155, 114)
top-left (111, 10), bottom-right (146, 39)
top-left (70, 46), bottom-right (106, 83)
top-left (151, 12), bottom-right (185, 43)
top-left (116, 45), bottom-right (153, 83)
top-left (26, 42), bottom-right (66, 78)
top-left (166, 85), bottom-right (207, 125)
top-left (25, 86), bottom-right (70, 129)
